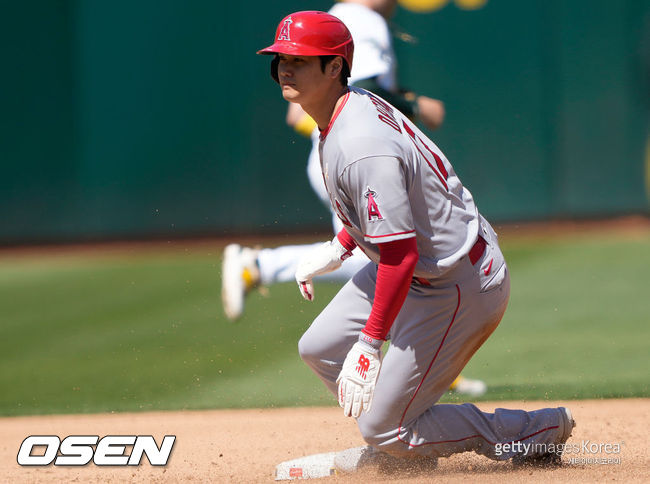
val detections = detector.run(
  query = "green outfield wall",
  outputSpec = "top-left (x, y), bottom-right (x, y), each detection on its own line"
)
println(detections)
top-left (1, 0), bottom-right (649, 243)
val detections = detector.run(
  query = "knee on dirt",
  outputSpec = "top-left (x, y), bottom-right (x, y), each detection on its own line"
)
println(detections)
top-left (356, 415), bottom-right (408, 455)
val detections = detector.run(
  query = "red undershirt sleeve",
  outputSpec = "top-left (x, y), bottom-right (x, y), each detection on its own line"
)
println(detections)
top-left (336, 228), bottom-right (357, 252)
top-left (362, 237), bottom-right (418, 341)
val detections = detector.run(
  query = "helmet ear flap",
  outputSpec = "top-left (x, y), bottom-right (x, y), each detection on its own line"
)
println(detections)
top-left (271, 56), bottom-right (280, 83)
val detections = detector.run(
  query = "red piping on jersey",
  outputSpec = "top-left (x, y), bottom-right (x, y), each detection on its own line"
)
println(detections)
top-left (402, 121), bottom-right (449, 191)
top-left (320, 89), bottom-right (350, 140)
top-left (396, 285), bottom-right (559, 449)
top-left (365, 230), bottom-right (415, 239)
top-left (421, 139), bottom-right (448, 180)
top-left (415, 145), bottom-right (449, 191)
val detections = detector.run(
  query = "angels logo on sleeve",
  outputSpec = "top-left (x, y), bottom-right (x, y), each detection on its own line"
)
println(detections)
top-left (364, 187), bottom-right (383, 222)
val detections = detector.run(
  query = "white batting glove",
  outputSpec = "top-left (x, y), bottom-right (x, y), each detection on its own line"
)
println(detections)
top-left (336, 336), bottom-right (383, 418)
top-left (295, 237), bottom-right (352, 301)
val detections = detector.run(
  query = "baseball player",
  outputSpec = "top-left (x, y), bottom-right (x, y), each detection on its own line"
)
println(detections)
top-left (222, 0), bottom-right (485, 396)
top-left (256, 11), bottom-right (575, 472)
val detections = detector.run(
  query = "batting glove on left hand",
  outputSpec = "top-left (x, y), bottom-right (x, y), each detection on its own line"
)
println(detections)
top-left (336, 336), bottom-right (383, 418)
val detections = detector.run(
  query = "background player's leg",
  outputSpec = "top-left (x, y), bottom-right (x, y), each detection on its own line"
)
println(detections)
top-left (258, 246), bottom-right (369, 285)
top-left (222, 243), bottom-right (370, 320)
top-left (258, 243), bottom-right (323, 285)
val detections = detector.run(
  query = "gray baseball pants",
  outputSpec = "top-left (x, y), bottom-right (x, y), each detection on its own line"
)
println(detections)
top-left (298, 223), bottom-right (568, 460)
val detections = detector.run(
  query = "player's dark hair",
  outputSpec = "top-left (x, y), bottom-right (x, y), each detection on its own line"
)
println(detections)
top-left (271, 55), bottom-right (280, 83)
top-left (269, 54), bottom-right (349, 85)
top-left (319, 56), bottom-right (350, 86)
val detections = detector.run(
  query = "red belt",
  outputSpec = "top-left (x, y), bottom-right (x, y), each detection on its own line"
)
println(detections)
top-left (413, 235), bottom-right (486, 287)
top-left (468, 235), bottom-right (487, 266)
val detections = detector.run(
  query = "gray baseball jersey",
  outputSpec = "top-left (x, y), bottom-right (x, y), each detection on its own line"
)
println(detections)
top-left (320, 87), bottom-right (479, 278)
top-left (299, 86), bottom-right (570, 460)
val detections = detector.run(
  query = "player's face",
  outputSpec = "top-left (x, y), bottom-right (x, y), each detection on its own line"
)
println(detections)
top-left (276, 54), bottom-right (327, 104)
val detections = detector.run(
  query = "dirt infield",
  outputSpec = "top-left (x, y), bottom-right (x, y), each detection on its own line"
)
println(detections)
top-left (2, 399), bottom-right (648, 483)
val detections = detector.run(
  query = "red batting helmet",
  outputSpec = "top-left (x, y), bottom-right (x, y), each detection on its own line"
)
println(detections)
top-left (257, 11), bottom-right (354, 82)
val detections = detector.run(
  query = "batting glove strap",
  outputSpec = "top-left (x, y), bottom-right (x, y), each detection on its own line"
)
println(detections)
top-left (336, 341), bottom-right (382, 418)
top-left (359, 332), bottom-right (384, 351)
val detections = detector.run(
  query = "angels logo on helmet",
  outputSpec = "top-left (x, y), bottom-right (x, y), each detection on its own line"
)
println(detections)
top-left (277, 17), bottom-right (292, 41)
